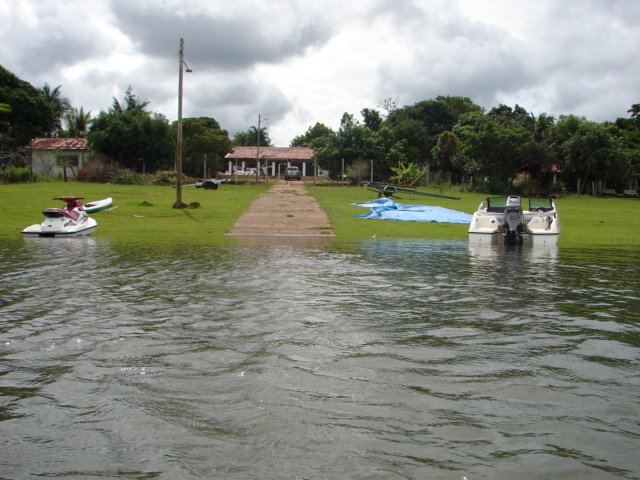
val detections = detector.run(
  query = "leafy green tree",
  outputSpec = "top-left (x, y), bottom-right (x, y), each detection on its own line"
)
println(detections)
top-left (431, 130), bottom-right (459, 172)
top-left (386, 139), bottom-right (409, 168)
top-left (326, 112), bottom-right (384, 179)
top-left (361, 108), bottom-right (382, 131)
top-left (442, 105), bottom-right (555, 191)
top-left (389, 118), bottom-right (427, 163)
top-left (0, 102), bottom-right (11, 149)
top-left (384, 96), bottom-right (483, 165)
top-left (0, 65), bottom-right (56, 148)
top-left (554, 117), bottom-right (627, 194)
top-left (88, 89), bottom-right (173, 172)
top-left (309, 132), bottom-right (340, 175)
top-left (448, 112), bottom-right (486, 180)
top-left (611, 109), bottom-right (640, 188)
top-left (487, 104), bottom-right (556, 184)
top-left (178, 117), bottom-right (232, 176)
top-left (290, 122), bottom-right (334, 147)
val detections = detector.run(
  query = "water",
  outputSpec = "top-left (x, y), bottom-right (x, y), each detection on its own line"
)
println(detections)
top-left (1, 237), bottom-right (639, 480)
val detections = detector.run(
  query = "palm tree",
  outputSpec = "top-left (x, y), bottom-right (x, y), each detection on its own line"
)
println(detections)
top-left (64, 107), bottom-right (92, 137)
top-left (41, 83), bottom-right (71, 136)
top-left (232, 126), bottom-right (271, 146)
top-left (111, 86), bottom-right (149, 112)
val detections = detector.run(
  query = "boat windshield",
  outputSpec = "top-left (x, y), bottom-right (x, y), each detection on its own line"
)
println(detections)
top-left (485, 197), bottom-right (509, 213)
top-left (528, 197), bottom-right (554, 212)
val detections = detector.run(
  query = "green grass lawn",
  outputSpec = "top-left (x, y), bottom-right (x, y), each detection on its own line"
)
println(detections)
top-left (309, 185), bottom-right (640, 248)
top-left (1, 181), bottom-right (638, 247)
top-left (309, 184), bottom-right (474, 242)
top-left (0, 182), bottom-right (268, 245)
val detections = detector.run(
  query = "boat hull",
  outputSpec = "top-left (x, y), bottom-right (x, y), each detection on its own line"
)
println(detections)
top-left (469, 231), bottom-right (559, 246)
top-left (83, 197), bottom-right (113, 213)
top-left (22, 216), bottom-right (97, 237)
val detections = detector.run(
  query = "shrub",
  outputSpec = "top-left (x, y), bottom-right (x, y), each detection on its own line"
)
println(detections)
top-left (77, 157), bottom-right (116, 183)
top-left (2, 166), bottom-right (31, 183)
top-left (153, 170), bottom-right (177, 186)
top-left (346, 160), bottom-right (370, 185)
top-left (111, 169), bottom-right (143, 185)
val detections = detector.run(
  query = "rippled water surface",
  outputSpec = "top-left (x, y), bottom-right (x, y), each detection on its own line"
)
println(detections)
top-left (1, 237), bottom-right (639, 480)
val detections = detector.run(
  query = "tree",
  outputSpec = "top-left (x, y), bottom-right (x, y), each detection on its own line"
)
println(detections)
top-left (0, 65), bottom-right (56, 148)
top-left (111, 86), bottom-right (150, 112)
top-left (330, 112), bottom-right (384, 179)
top-left (0, 102), bottom-right (11, 150)
top-left (361, 108), bottom-right (382, 132)
top-left (378, 96), bottom-right (399, 117)
top-left (555, 118), bottom-right (626, 194)
top-left (384, 96), bottom-right (483, 165)
top-left (389, 118), bottom-right (427, 163)
top-left (290, 122), bottom-right (334, 147)
top-left (63, 107), bottom-right (92, 137)
top-left (41, 83), bottom-right (71, 136)
top-left (88, 88), bottom-right (173, 172)
top-left (628, 103), bottom-right (640, 126)
top-left (232, 126), bottom-right (271, 147)
top-left (178, 117), bottom-right (233, 176)
top-left (431, 130), bottom-right (459, 172)
top-left (611, 107), bottom-right (640, 189)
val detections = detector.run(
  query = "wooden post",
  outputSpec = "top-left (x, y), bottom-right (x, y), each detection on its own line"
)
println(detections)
top-left (174, 38), bottom-right (185, 208)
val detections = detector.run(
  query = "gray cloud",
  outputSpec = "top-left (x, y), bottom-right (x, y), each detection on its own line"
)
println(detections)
top-left (110, 2), bottom-right (333, 71)
top-left (0, 4), bottom-right (110, 77)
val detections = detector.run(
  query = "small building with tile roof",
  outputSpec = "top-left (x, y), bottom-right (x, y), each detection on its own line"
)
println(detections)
top-left (224, 146), bottom-right (316, 178)
top-left (27, 137), bottom-right (90, 178)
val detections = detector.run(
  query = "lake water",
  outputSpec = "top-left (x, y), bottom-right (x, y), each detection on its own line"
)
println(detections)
top-left (1, 237), bottom-right (639, 480)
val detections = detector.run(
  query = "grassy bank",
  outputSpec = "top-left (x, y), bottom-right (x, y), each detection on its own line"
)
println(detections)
top-left (1, 181), bottom-right (638, 247)
top-left (309, 185), bottom-right (475, 242)
top-left (0, 182), bottom-right (268, 245)
top-left (309, 184), bottom-right (640, 248)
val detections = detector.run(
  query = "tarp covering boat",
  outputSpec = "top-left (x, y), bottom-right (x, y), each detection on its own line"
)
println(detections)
top-left (352, 198), bottom-right (473, 223)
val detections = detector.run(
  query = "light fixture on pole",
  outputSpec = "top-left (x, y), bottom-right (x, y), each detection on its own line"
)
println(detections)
top-left (174, 37), bottom-right (192, 208)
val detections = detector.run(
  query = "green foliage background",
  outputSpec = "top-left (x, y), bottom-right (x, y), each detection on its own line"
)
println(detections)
top-left (2, 63), bottom-right (639, 196)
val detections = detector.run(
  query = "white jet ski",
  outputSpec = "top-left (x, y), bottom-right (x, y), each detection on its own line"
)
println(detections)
top-left (22, 196), bottom-right (98, 237)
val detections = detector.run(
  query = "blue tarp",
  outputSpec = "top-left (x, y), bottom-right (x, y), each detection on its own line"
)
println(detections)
top-left (352, 198), bottom-right (473, 224)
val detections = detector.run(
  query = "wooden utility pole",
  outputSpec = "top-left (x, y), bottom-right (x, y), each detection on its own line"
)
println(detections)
top-left (174, 38), bottom-right (186, 208)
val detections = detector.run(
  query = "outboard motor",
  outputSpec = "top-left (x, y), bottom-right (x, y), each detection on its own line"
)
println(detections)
top-left (502, 196), bottom-right (525, 244)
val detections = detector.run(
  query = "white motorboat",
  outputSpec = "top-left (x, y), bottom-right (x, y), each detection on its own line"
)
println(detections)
top-left (22, 196), bottom-right (98, 237)
top-left (468, 195), bottom-right (560, 245)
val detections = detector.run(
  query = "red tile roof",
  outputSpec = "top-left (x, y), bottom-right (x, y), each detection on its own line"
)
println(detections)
top-left (225, 146), bottom-right (314, 161)
top-left (27, 138), bottom-right (87, 150)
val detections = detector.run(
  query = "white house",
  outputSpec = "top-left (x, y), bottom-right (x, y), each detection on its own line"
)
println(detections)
top-left (224, 146), bottom-right (317, 177)
top-left (27, 137), bottom-right (89, 178)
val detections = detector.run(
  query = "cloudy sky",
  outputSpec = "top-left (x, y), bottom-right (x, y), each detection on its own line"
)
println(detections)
top-left (1, 0), bottom-right (638, 145)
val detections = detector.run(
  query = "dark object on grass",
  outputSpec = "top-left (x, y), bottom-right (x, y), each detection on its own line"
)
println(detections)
top-left (195, 179), bottom-right (220, 190)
